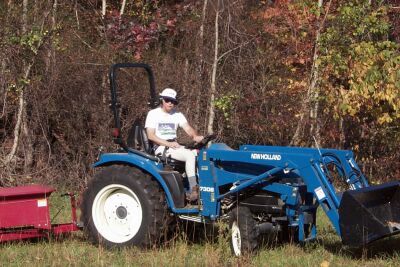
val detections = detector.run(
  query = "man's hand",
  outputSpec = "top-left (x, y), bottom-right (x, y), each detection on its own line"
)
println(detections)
top-left (193, 135), bottom-right (204, 143)
top-left (168, 141), bottom-right (181, 149)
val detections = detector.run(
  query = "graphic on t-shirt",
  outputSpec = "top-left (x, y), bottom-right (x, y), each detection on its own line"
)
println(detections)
top-left (157, 123), bottom-right (176, 137)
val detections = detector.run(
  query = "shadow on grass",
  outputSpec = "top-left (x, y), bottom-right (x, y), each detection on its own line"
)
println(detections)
top-left (167, 219), bottom-right (295, 253)
top-left (318, 235), bottom-right (400, 259)
top-left (170, 220), bottom-right (223, 245)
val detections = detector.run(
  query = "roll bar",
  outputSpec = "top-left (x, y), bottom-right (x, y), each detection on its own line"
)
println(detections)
top-left (109, 63), bottom-right (159, 161)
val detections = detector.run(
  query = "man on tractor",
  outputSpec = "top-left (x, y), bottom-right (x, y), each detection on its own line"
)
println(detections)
top-left (145, 88), bottom-right (203, 201)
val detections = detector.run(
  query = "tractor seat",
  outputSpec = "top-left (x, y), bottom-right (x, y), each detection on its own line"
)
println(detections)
top-left (127, 119), bottom-right (153, 154)
top-left (127, 119), bottom-right (185, 169)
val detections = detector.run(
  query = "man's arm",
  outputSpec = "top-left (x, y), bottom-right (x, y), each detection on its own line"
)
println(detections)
top-left (182, 123), bottom-right (203, 143)
top-left (146, 128), bottom-right (180, 149)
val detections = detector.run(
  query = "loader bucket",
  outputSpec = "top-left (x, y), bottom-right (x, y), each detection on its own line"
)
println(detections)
top-left (339, 181), bottom-right (400, 246)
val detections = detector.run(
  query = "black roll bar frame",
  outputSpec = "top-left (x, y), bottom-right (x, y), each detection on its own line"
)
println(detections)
top-left (109, 63), bottom-right (159, 161)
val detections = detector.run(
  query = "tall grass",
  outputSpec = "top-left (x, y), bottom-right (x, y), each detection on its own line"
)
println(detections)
top-left (1, 195), bottom-right (400, 266)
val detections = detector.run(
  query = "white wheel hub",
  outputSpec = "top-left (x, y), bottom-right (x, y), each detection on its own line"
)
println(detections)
top-left (92, 184), bottom-right (143, 243)
top-left (231, 221), bottom-right (242, 256)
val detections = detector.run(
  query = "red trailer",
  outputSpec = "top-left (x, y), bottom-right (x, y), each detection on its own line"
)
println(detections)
top-left (0, 185), bottom-right (80, 242)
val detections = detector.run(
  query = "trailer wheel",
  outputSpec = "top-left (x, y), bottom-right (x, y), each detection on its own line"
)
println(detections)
top-left (229, 206), bottom-right (259, 256)
top-left (81, 165), bottom-right (168, 248)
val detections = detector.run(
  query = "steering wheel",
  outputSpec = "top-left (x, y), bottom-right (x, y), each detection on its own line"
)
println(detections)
top-left (185, 134), bottom-right (217, 150)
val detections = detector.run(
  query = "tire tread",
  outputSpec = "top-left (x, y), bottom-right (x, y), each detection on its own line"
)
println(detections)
top-left (80, 165), bottom-right (169, 248)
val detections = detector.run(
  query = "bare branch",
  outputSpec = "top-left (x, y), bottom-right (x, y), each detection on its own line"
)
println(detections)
top-left (217, 39), bottom-right (252, 62)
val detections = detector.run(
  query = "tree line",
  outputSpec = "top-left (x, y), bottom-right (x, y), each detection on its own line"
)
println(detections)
top-left (0, 0), bottom-right (399, 189)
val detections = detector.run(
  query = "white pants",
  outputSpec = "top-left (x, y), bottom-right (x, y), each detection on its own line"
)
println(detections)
top-left (155, 146), bottom-right (197, 178)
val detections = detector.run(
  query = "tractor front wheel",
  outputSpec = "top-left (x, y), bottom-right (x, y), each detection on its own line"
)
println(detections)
top-left (229, 206), bottom-right (259, 256)
top-left (81, 165), bottom-right (168, 248)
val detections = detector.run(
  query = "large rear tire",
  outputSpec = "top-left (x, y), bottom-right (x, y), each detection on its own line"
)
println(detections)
top-left (81, 165), bottom-right (168, 248)
top-left (229, 206), bottom-right (259, 256)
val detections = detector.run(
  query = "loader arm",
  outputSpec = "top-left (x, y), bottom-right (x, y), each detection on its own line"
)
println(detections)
top-left (199, 143), bottom-right (400, 246)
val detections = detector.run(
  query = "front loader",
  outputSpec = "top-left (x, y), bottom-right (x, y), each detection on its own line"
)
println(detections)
top-left (80, 63), bottom-right (400, 255)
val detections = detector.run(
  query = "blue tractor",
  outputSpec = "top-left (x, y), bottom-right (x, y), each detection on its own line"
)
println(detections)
top-left (81, 63), bottom-right (400, 256)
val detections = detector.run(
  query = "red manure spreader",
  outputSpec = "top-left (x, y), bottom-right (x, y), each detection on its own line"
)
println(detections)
top-left (0, 185), bottom-right (80, 242)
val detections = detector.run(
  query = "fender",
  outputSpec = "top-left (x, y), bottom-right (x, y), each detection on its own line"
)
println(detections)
top-left (93, 152), bottom-right (178, 209)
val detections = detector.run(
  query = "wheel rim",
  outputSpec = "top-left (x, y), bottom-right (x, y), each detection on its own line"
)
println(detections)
top-left (92, 184), bottom-right (143, 243)
top-left (231, 221), bottom-right (242, 256)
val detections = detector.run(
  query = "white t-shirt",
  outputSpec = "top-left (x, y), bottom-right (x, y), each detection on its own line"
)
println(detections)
top-left (145, 107), bottom-right (188, 140)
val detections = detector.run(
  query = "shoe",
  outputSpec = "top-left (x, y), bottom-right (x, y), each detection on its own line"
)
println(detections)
top-left (186, 186), bottom-right (198, 202)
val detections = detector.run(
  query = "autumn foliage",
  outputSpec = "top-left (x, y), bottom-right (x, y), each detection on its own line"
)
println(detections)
top-left (0, 0), bottom-right (399, 188)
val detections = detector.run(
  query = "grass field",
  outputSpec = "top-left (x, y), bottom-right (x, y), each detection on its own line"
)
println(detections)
top-left (1, 194), bottom-right (400, 266)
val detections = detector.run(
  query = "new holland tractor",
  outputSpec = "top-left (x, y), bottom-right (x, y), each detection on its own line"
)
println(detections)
top-left (80, 63), bottom-right (400, 256)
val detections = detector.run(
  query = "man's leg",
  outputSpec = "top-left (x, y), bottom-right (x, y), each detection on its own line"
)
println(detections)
top-left (167, 147), bottom-right (198, 200)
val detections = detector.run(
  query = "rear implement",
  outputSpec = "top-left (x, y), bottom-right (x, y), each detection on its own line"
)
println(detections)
top-left (0, 185), bottom-right (80, 242)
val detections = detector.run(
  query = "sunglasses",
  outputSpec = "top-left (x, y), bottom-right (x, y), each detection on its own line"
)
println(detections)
top-left (163, 98), bottom-right (178, 105)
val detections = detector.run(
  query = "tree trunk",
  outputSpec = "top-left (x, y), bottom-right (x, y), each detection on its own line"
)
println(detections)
top-left (52, 0), bottom-right (57, 62)
top-left (194, 0), bottom-right (208, 128)
top-left (120, 0), bottom-right (126, 17)
top-left (183, 58), bottom-right (191, 116)
top-left (4, 0), bottom-right (30, 167)
top-left (308, 20), bottom-right (322, 146)
top-left (291, 0), bottom-right (329, 146)
top-left (45, 0), bottom-right (57, 72)
top-left (75, 0), bottom-right (80, 29)
top-left (22, 0), bottom-right (28, 32)
top-left (207, 0), bottom-right (219, 134)
top-left (4, 64), bottom-right (33, 167)
top-left (339, 117), bottom-right (346, 148)
top-left (0, 61), bottom-right (5, 101)
top-left (1, 1), bottom-right (12, 99)
top-left (22, 99), bottom-right (33, 171)
top-left (21, 0), bottom-right (33, 171)
top-left (102, 0), bottom-right (106, 18)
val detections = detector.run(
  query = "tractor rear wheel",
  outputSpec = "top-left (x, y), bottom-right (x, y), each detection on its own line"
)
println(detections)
top-left (80, 165), bottom-right (168, 248)
top-left (229, 206), bottom-right (259, 256)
